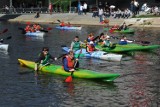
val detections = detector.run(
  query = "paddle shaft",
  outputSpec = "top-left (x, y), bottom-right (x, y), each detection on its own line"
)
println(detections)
top-left (0, 29), bottom-right (8, 35)
top-left (110, 36), bottom-right (150, 44)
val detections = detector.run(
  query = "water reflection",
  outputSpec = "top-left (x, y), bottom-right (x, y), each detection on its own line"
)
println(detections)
top-left (25, 36), bottom-right (44, 42)
top-left (128, 53), bottom-right (152, 107)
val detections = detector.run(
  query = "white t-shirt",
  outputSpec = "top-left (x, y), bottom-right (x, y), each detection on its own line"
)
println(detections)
top-left (134, 1), bottom-right (139, 7)
top-left (83, 3), bottom-right (87, 9)
top-left (80, 5), bottom-right (83, 11)
top-left (99, 8), bottom-right (103, 15)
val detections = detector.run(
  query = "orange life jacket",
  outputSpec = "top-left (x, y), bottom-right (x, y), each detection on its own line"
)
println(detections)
top-left (87, 45), bottom-right (95, 52)
top-left (25, 26), bottom-right (31, 32)
top-left (60, 22), bottom-right (65, 27)
top-left (36, 25), bottom-right (41, 30)
top-left (63, 55), bottom-right (74, 69)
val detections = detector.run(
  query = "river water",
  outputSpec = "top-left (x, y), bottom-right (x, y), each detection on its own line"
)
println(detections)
top-left (0, 22), bottom-right (160, 107)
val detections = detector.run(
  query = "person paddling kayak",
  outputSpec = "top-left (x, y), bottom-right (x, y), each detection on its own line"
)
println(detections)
top-left (86, 41), bottom-right (96, 52)
top-left (62, 50), bottom-right (79, 72)
top-left (70, 36), bottom-right (84, 51)
top-left (34, 47), bottom-right (57, 76)
top-left (119, 36), bottom-right (133, 45)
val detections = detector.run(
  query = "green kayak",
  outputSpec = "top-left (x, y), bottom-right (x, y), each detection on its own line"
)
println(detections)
top-left (18, 59), bottom-right (120, 82)
top-left (109, 29), bottom-right (135, 34)
top-left (96, 43), bottom-right (160, 53)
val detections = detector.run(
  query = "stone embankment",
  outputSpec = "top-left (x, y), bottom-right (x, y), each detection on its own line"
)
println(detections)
top-left (0, 13), bottom-right (160, 27)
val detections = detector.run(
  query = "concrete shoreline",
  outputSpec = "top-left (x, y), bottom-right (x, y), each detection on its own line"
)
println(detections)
top-left (0, 13), bottom-right (160, 27)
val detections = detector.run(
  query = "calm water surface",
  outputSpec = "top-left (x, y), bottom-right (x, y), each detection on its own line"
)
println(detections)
top-left (0, 22), bottom-right (159, 107)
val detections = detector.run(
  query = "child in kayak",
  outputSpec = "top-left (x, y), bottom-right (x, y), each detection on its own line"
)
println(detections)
top-left (101, 35), bottom-right (112, 47)
top-left (87, 33), bottom-right (94, 42)
top-left (119, 22), bottom-right (128, 30)
top-left (119, 36), bottom-right (133, 45)
top-left (86, 41), bottom-right (96, 52)
top-left (34, 47), bottom-right (57, 76)
top-left (62, 50), bottom-right (79, 72)
top-left (70, 36), bottom-right (84, 51)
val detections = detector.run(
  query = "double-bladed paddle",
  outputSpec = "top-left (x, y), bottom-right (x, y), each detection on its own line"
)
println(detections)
top-left (57, 20), bottom-right (61, 23)
top-left (110, 36), bottom-right (151, 45)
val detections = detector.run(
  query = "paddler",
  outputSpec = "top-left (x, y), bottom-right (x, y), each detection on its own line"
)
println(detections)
top-left (86, 41), bottom-right (96, 52)
top-left (101, 35), bottom-right (112, 47)
top-left (87, 33), bottom-right (94, 42)
top-left (34, 47), bottom-right (57, 76)
top-left (119, 22), bottom-right (128, 30)
top-left (25, 25), bottom-right (31, 32)
top-left (60, 21), bottom-right (66, 27)
top-left (119, 36), bottom-right (133, 45)
top-left (62, 50), bottom-right (79, 72)
top-left (70, 36), bottom-right (84, 51)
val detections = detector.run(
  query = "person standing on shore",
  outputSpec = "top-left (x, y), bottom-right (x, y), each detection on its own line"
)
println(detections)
top-left (98, 7), bottom-right (104, 23)
top-left (49, 2), bottom-right (53, 15)
top-left (83, 2), bottom-right (87, 15)
top-left (77, 1), bottom-right (81, 15)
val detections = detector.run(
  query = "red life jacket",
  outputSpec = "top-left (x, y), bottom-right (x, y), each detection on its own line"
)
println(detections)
top-left (87, 45), bottom-right (95, 52)
top-left (62, 55), bottom-right (74, 69)
top-left (60, 22), bottom-right (65, 27)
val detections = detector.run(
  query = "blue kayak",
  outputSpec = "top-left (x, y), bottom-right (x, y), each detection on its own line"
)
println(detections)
top-left (56, 26), bottom-right (82, 30)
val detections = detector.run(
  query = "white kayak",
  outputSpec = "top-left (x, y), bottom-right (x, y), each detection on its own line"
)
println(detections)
top-left (0, 43), bottom-right (9, 51)
top-left (62, 47), bottom-right (123, 62)
top-left (25, 31), bottom-right (45, 37)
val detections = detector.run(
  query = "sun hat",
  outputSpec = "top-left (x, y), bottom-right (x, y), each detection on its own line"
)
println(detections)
top-left (89, 41), bottom-right (94, 44)
top-left (106, 35), bottom-right (110, 39)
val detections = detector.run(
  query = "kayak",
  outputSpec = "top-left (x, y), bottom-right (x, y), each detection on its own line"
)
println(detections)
top-left (56, 26), bottom-right (82, 30)
top-left (0, 43), bottom-right (9, 51)
top-left (96, 43), bottom-right (160, 53)
top-left (25, 31), bottom-right (45, 37)
top-left (18, 59), bottom-right (120, 82)
top-left (109, 29), bottom-right (135, 34)
top-left (62, 47), bottom-right (123, 62)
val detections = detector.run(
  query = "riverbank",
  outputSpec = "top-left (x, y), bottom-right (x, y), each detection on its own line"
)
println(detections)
top-left (0, 13), bottom-right (160, 27)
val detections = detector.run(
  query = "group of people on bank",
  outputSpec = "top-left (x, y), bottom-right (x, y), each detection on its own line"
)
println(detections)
top-left (34, 31), bottom-right (132, 76)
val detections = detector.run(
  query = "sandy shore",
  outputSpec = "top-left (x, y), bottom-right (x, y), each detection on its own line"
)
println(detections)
top-left (0, 13), bottom-right (160, 27)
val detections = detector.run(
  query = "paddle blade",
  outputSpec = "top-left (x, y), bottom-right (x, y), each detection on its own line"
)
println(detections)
top-left (47, 27), bottom-right (52, 30)
top-left (128, 24), bottom-right (133, 26)
top-left (57, 20), bottom-right (61, 23)
top-left (2, 29), bottom-right (8, 34)
top-left (6, 36), bottom-right (12, 40)
top-left (65, 76), bottom-right (72, 83)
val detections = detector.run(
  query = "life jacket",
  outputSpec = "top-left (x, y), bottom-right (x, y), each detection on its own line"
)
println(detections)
top-left (87, 44), bottom-right (95, 52)
top-left (62, 55), bottom-right (74, 69)
top-left (119, 40), bottom-right (127, 45)
top-left (60, 22), bottom-right (65, 27)
top-left (25, 27), bottom-right (30, 32)
top-left (36, 25), bottom-right (41, 30)
top-left (87, 36), bottom-right (94, 42)
top-left (33, 24), bottom-right (37, 29)
top-left (31, 29), bottom-right (35, 32)
top-left (73, 41), bottom-right (80, 51)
